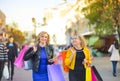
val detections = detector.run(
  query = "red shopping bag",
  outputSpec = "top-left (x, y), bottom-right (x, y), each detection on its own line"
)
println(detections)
top-left (61, 50), bottom-right (69, 72)
top-left (47, 64), bottom-right (65, 81)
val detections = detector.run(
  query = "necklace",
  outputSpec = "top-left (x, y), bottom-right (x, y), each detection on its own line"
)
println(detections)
top-left (76, 49), bottom-right (83, 52)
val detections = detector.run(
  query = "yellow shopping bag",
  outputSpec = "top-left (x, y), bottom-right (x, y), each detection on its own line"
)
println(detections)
top-left (86, 66), bottom-right (92, 81)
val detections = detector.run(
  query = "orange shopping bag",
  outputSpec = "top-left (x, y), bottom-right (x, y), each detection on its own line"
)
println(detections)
top-left (61, 50), bottom-right (69, 72)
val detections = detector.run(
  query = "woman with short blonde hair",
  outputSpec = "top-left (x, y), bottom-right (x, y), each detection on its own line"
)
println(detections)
top-left (37, 31), bottom-right (50, 44)
top-left (65, 34), bottom-right (92, 81)
top-left (24, 31), bottom-right (54, 81)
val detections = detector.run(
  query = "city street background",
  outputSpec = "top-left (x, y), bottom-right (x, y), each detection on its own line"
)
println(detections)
top-left (0, 1), bottom-right (120, 81)
top-left (1, 57), bottom-right (120, 81)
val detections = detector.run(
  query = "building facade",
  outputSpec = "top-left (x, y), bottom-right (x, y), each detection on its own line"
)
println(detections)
top-left (42, 1), bottom-right (93, 45)
top-left (0, 10), bottom-right (6, 33)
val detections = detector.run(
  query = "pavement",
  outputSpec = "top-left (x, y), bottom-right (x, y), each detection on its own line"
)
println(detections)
top-left (92, 57), bottom-right (120, 81)
top-left (1, 57), bottom-right (120, 81)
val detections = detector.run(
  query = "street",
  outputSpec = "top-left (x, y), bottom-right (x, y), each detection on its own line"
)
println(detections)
top-left (1, 57), bottom-right (120, 81)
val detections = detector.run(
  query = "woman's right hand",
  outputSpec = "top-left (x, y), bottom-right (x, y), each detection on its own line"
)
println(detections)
top-left (70, 47), bottom-right (76, 55)
top-left (33, 45), bottom-right (37, 52)
top-left (48, 59), bottom-right (54, 63)
top-left (69, 47), bottom-right (76, 60)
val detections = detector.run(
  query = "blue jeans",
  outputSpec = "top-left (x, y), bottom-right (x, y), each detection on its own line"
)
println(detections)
top-left (112, 61), bottom-right (118, 74)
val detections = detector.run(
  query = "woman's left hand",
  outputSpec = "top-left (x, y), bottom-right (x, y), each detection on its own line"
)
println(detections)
top-left (82, 59), bottom-right (88, 64)
top-left (48, 59), bottom-right (54, 63)
top-left (83, 59), bottom-right (91, 66)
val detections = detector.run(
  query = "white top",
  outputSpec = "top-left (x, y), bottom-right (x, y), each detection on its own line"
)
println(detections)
top-left (108, 44), bottom-right (120, 61)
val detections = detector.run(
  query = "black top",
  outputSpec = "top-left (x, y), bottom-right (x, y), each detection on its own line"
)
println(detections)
top-left (74, 48), bottom-right (85, 71)
top-left (69, 48), bottom-right (86, 81)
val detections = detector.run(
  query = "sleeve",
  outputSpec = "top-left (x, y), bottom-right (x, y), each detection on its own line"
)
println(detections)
top-left (3, 45), bottom-right (8, 62)
top-left (50, 45), bottom-right (54, 59)
top-left (87, 48), bottom-right (92, 64)
top-left (84, 47), bottom-right (92, 65)
top-left (47, 45), bottom-right (54, 59)
top-left (108, 45), bottom-right (113, 53)
top-left (15, 43), bottom-right (18, 57)
top-left (23, 47), bottom-right (35, 61)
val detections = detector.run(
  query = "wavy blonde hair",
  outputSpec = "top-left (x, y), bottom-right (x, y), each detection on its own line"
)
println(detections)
top-left (72, 35), bottom-right (87, 48)
top-left (78, 35), bottom-right (87, 48)
top-left (37, 31), bottom-right (50, 44)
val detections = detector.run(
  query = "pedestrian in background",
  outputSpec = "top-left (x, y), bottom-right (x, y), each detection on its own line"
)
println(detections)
top-left (108, 39), bottom-right (120, 77)
top-left (65, 35), bottom-right (92, 81)
top-left (0, 33), bottom-right (8, 81)
top-left (6, 35), bottom-right (18, 81)
top-left (24, 31), bottom-right (54, 81)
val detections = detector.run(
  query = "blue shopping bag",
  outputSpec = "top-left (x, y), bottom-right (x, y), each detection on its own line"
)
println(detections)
top-left (47, 64), bottom-right (65, 81)
top-left (24, 59), bottom-right (33, 70)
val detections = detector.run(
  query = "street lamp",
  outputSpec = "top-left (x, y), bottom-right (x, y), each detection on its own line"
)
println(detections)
top-left (32, 17), bottom-right (36, 37)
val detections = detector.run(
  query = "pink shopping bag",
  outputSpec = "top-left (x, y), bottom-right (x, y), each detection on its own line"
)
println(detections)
top-left (91, 67), bottom-right (97, 81)
top-left (14, 45), bottom-right (29, 68)
top-left (91, 65), bottom-right (103, 81)
top-left (47, 64), bottom-right (65, 81)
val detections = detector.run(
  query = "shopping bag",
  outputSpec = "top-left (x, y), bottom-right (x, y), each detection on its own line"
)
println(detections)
top-left (23, 47), bottom-right (34, 70)
top-left (92, 65), bottom-right (103, 81)
top-left (86, 66), bottom-right (92, 81)
top-left (91, 67), bottom-right (97, 81)
top-left (3, 65), bottom-right (9, 79)
top-left (61, 50), bottom-right (69, 72)
top-left (14, 45), bottom-right (29, 68)
top-left (47, 64), bottom-right (65, 81)
top-left (24, 59), bottom-right (33, 70)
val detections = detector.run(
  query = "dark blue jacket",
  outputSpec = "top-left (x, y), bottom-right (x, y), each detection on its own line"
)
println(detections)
top-left (6, 42), bottom-right (18, 59)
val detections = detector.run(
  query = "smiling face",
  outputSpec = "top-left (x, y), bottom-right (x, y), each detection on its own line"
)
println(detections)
top-left (71, 35), bottom-right (86, 48)
top-left (71, 35), bottom-right (81, 47)
top-left (39, 33), bottom-right (48, 44)
top-left (38, 31), bottom-right (50, 45)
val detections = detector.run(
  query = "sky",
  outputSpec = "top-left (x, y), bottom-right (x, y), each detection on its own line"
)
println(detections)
top-left (0, 0), bottom-right (76, 31)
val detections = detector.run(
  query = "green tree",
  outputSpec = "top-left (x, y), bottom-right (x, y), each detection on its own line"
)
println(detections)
top-left (82, 0), bottom-right (120, 40)
top-left (5, 23), bottom-right (25, 45)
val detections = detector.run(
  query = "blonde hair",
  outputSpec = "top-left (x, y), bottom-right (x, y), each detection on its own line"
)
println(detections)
top-left (37, 31), bottom-right (50, 44)
top-left (78, 35), bottom-right (86, 48)
top-left (72, 35), bottom-right (86, 48)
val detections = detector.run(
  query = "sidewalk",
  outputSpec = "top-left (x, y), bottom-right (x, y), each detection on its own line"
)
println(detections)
top-left (62, 57), bottom-right (120, 81)
top-left (92, 57), bottom-right (120, 81)
top-left (1, 57), bottom-right (120, 81)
